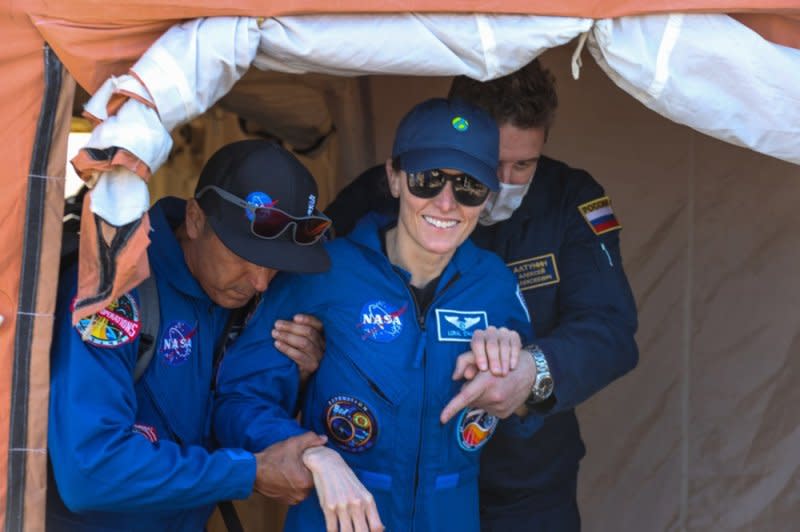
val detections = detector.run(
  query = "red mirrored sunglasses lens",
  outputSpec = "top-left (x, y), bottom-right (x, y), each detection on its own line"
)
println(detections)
top-left (294, 218), bottom-right (332, 243)
top-left (252, 208), bottom-right (294, 237)
top-left (252, 207), bottom-right (331, 244)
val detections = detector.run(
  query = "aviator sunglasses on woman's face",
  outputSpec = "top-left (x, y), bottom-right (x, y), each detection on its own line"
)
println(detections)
top-left (405, 169), bottom-right (490, 207)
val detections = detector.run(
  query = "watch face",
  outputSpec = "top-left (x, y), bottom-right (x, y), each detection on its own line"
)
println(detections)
top-left (538, 376), bottom-right (554, 398)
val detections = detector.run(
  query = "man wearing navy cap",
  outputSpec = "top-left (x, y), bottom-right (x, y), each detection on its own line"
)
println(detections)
top-left (48, 140), bottom-right (333, 530)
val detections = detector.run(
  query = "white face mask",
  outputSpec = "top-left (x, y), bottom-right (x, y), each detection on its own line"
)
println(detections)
top-left (479, 179), bottom-right (532, 226)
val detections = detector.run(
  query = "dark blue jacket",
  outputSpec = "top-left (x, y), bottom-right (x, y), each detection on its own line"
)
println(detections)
top-left (48, 198), bottom-right (256, 531)
top-left (326, 156), bottom-right (639, 514)
top-left (214, 213), bottom-right (539, 531)
top-left (472, 157), bottom-right (638, 511)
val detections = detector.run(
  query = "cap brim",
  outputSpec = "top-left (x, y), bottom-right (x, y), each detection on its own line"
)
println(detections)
top-left (208, 214), bottom-right (331, 274)
top-left (398, 147), bottom-right (499, 191)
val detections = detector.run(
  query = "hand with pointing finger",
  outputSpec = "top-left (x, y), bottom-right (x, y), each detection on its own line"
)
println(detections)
top-left (440, 347), bottom-right (537, 425)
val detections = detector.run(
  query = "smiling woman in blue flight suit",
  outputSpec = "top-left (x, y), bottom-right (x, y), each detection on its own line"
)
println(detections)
top-left (214, 98), bottom-right (540, 532)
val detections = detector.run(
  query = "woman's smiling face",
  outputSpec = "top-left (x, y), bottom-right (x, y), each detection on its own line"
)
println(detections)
top-left (387, 162), bottom-right (486, 261)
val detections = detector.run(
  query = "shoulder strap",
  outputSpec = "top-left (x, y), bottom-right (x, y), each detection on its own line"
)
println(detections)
top-left (134, 275), bottom-right (160, 382)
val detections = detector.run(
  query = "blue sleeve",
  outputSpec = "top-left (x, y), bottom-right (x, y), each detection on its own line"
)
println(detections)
top-left (48, 278), bottom-right (255, 513)
top-left (213, 273), bottom-right (309, 452)
top-left (534, 178), bottom-right (639, 414)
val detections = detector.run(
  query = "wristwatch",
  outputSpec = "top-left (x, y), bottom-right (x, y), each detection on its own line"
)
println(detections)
top-left (524, 344), bottom-right (554, 406)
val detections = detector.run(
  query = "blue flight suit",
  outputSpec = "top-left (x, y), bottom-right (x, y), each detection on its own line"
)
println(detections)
top-left (214, 213), bottom-right (540, 532)
top-left (325, 156), bottom-right (639, 531)
top-left (47, 198), bottom-right (256, 531)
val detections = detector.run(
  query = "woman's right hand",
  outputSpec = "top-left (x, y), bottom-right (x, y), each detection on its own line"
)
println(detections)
top-left (302, 446), bottom-right (385, 532)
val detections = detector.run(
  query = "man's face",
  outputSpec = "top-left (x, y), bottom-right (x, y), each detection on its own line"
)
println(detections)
top-left (183, 200), bottom-right (278, 309)
top-left (497, 124), bottom-right (547, 185)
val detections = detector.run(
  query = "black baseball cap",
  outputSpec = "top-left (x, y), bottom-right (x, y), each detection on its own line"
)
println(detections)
top-left (194, 140), bottom-right (330, 273)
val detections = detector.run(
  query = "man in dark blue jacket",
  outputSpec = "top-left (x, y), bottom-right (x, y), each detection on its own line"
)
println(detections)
top-left (324, 59), bottom-right (639, 531)
top-left (48, 140), bottom-right (332, 531)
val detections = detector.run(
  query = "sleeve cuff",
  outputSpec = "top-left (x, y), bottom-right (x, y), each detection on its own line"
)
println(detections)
top-left (220, 449), bottom-right (258, 501)
top-left (498, 412), bottom-right (544, 438)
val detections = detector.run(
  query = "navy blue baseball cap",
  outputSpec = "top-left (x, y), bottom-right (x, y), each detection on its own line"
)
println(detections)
top-left (392, 97), bottom-right (499, 191)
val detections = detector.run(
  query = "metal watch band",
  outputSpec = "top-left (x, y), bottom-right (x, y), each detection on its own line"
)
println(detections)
top-left (525, 344), bottom-right (554, 404)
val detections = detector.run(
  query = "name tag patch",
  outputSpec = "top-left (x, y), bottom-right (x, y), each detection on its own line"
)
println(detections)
top-left (578, 195), bottom-right (621, 235)
top-left (509, 254), bottom-right (560, 291)
top-left (435, 309), bottom-right (488, 342)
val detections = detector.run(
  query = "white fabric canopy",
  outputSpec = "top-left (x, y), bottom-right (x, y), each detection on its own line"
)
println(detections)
top-left (588, 14), bottom-right (800, 166)
top-left (79, 13), bottom-right (799, 227)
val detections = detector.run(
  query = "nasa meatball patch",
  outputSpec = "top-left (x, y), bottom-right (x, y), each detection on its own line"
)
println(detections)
top-left (159, 320), bottom-right (197, 367)
top-left (357, 300), bottom-right (407, 343)
top-left (74, 293), bottom-right (141, 348)
top-left (324, 395), bottom-right (378, 453)
top-left (456, 407), bottom-right (498, 452)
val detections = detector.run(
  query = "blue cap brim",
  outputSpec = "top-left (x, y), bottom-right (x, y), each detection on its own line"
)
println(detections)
top-left (398, 147), bottom-right (499, 191)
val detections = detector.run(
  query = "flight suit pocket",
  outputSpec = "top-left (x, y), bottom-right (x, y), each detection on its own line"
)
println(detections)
top-left (426, 465), bottom-right (480, 532)
top-left (302, 346), bottom-right (407, 461)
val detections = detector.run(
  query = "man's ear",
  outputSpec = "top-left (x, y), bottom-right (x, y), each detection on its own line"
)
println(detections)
top-left (386, 159), bottom-right (401, 198)
top-left (184, 198), bottom-right (207, 240)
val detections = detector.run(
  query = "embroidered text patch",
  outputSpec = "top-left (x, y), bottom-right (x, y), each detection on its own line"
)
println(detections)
top-left (508, 254), bottom-right (560, 291)
top-left (435, 309), bottom-right (488, 342)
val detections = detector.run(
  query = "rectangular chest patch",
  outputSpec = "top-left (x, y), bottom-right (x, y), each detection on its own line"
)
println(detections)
top-left (435, 309), bottom-right (488, 342)
top-left (578, 196), bottom-right (621, 235)
top-left (508, 254), bottom-right (560, 291)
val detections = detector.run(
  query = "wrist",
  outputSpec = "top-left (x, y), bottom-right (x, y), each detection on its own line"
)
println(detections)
top-left (523, 344), bottom-right (554, 407)
top-left (302, 445), bottom-right (333, 470)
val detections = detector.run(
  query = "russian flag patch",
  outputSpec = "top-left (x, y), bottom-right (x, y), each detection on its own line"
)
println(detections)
top-left (578, 196), bottom-right (621, 235)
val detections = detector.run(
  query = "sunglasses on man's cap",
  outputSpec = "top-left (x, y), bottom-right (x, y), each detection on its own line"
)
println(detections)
top-left (405, 169), bottom-right (490, 207)
top-left (196, 185), bottom-right (331, 245)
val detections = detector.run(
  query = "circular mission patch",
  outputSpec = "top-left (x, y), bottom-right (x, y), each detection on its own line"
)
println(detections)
top-left (74, 293), bottom-right (141, 348)
top-left (324, 395), bottom-right (378, 453)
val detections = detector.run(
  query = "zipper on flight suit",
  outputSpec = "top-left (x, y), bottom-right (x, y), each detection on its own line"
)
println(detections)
top-left (402, 273), bottom-right (460, 530)
top-left (141, 379), bottom-right (183, 446)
